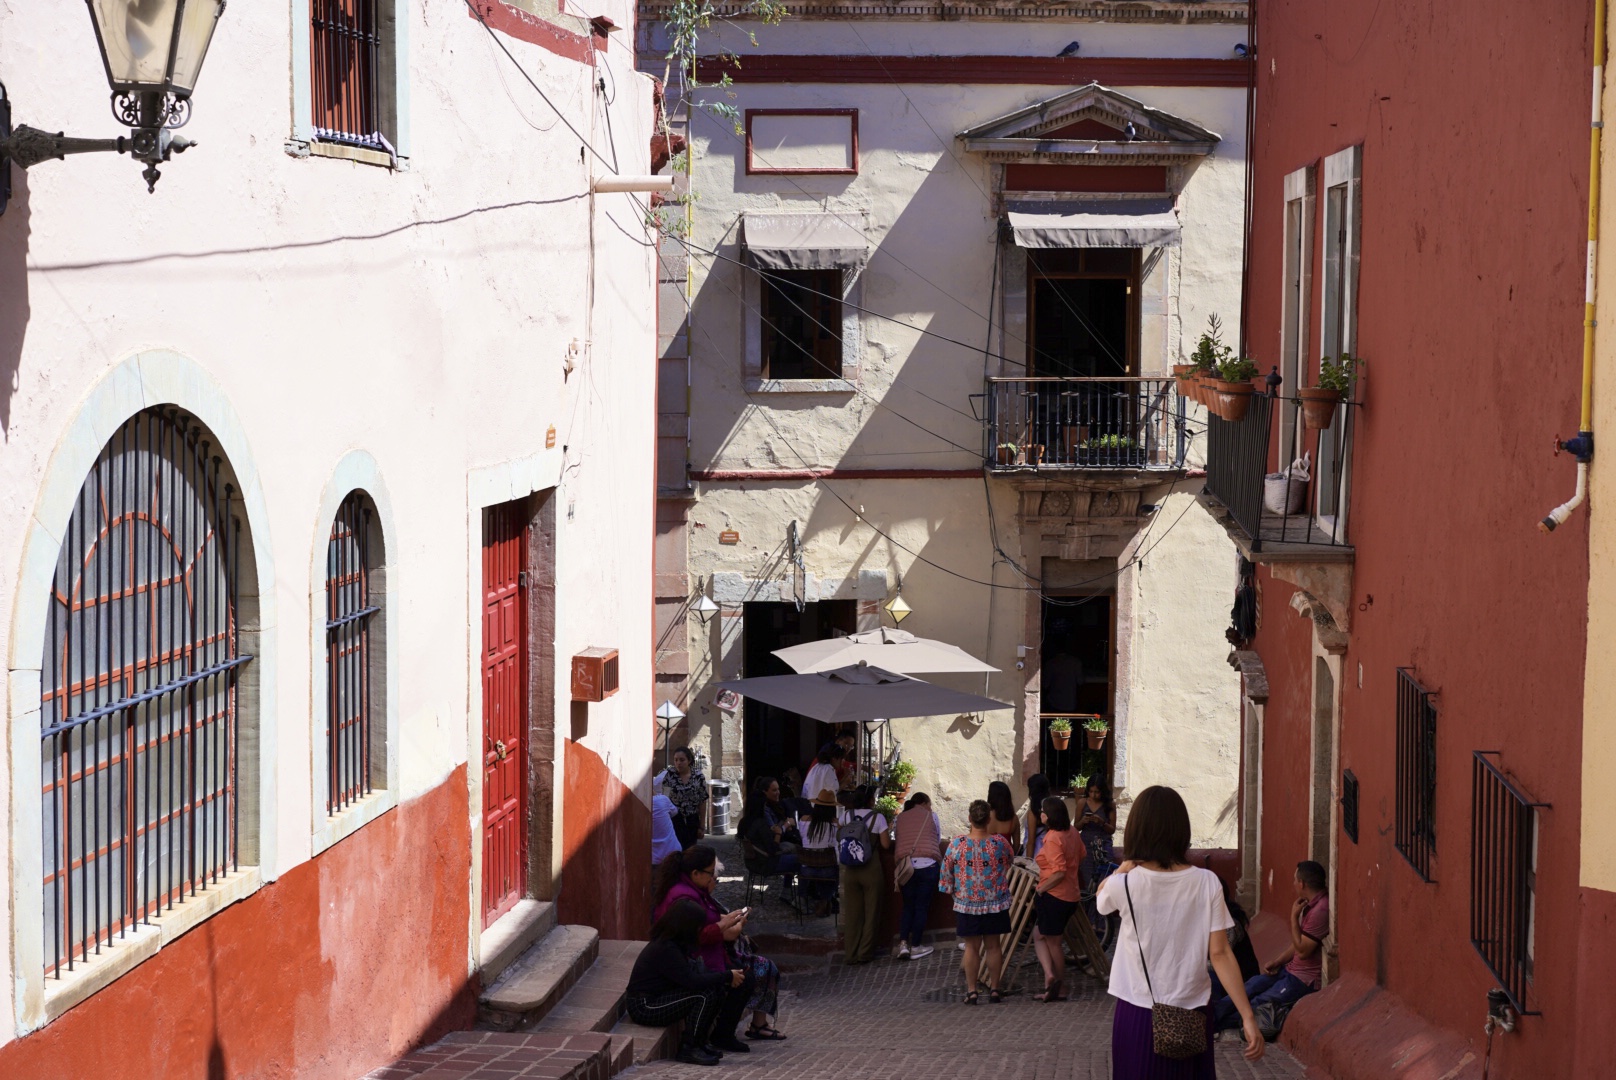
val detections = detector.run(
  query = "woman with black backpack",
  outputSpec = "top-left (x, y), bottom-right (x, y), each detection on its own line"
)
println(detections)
top-left (836, 785), bottom-right (892, 965)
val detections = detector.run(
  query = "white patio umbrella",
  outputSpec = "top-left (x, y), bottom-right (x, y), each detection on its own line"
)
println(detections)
top-left (715, 661), bottom-right (1009, 724)
top-left (771, 627), bottom-right (998, 675)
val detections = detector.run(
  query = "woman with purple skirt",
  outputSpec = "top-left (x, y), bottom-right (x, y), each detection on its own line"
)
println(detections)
top-left (1096, 786), bottom-right (1264, 1078)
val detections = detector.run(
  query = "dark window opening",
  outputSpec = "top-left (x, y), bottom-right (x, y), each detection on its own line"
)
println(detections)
top-left (1039, 594), bottom-right (1113, 794)
top-left (761, 268), bottom-right (843, 380)
top-left (1027, 249), bottom-right (1138, 377)
top-left (1342, 768), bottom-right (1359, 844)
top-left (325, 491), bottom-right (382, 815)
top-left (1470, 751), bottom-right (1540, 1015)
top-left (1396, 667), bottom-right (1437, 880)
top-left (741, 601), bottom-right (857, 792)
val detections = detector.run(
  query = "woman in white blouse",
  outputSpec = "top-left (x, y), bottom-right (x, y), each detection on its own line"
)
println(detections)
top-left (1097, 786), bottom-right (1263, 1078)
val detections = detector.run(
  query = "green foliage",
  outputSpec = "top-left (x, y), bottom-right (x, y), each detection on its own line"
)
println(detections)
top-left (1316, 353), bottom-right (1361, 393)
top-left (1048, 717), bottom-right (1073, 735)
top-left (886, 759), bottom-right (917, 787)
top-left (1083, 717), bottom-right (1110, 733)
top-left (661, 0), bottom-right (788, 137)
top-left (1073, 773), bottom-right (1089, 792)
top-left (1215, 355), bottom-right (1259, 383)
top-left (875, 795), bottom-right (901, 819)
top-left (1083, 435), bottom-right (1136, 450)
top-left (1188, 314), bottom-right (1233, 373)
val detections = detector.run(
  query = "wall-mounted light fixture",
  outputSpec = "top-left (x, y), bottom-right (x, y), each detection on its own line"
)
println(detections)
top-left (0, 1), bottom-right (227, 213)
top-left (886, 593), bottom-right (912, 625)
top-left (692, 592), bottom-right (720, 624)
top-left (654, 700), bottom-right (686, 770)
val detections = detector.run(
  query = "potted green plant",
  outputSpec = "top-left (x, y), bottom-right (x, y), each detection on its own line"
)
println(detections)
top-left (1084, 716), bottom-right (1110, 750)
top-left (1048, 717), bottom-right (1073, 751)
top-left (1184, 315), bottom-right (1232, 406)
top-left (1299, 354), bottom-right (1360, 430)
top-left (995, 442), bottom-right (1019, 465)
top-left (1211, 355), bottom-right (1260, 421)
top-left (1072, 773), bottom-right (1089, 795)
top-left (885, 759), bottom-right (916, 798)
top-left (875, 794), bottom-right (900, 819)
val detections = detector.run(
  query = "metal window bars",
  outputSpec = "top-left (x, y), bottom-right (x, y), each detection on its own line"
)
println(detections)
top-left (1341, 768), bottom-right (1360, 844)
top-left (1395, 667), bottom-right (1438, 880)
top-left (40, 408), bottom-right (248, 979)
top-left (310, 0), bottom-right (385, 150)
top-left (1038, 714), bottom-right (1110, 796)
top-left (326, 493), bottom-right (378, 814)
top-left (985, 378), bottom-right (1187, 470)
top-left (1470, 751), bottom-right (1547, 1015)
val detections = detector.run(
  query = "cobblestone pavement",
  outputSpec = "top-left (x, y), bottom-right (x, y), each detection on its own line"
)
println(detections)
top-left (625, 944), bottom-right (1308, 1080)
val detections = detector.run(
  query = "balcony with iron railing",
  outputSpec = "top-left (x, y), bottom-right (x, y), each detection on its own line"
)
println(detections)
top-left (983, 378), bottom-right (1188, 474)
top-left (1202, 388), bottom-right (1357, 561)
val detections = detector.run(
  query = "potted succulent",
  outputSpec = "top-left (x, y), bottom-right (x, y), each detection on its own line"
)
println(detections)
top-left (1084, 716), bottom-right (1111, 750)
top-left (884, 759), bottom-right (916, 798)
top-left (1210, 355), bottom-right (1260, 421)
top-left (1184, 316), bottom-right (1232, 406)
top-left (1299, 354), bottom-right (1360, 430)
top-left (1048, 717), bottom-right (1073, 751)
top-left (995, 442), bottom-right (1019, 465)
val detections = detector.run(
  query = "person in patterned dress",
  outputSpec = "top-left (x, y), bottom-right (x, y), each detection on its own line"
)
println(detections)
top-left (940, 799), bottom-right (1014, 1005)
top-left (658, 746), bottom-right (709, 849)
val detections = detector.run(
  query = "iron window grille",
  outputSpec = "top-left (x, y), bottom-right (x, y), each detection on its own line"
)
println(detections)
top-left (1470, 751), bottom-right (1546, 1015)
top-left (310, 0), bottom-right (387, 150)
top-left (40, 408), bottom-right (248, 979)
top-left (1341, 768), bottom-right (1359, 844)
top-left (1395, 667), bottom-right (1437, 880)
top-left (326, 493), bottom-right (379, 814)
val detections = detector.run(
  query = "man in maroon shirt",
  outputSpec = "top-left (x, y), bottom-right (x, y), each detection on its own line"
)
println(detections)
top-left (1213, 861), bottom-right (1329, 1030)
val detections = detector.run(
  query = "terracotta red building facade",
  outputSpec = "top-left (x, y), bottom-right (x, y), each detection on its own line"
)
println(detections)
top-left (1224, 2), bottom-right (1616, 1077)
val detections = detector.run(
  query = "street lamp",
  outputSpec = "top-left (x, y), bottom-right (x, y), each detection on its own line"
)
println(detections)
top-left (654, 700), bottom-right (686, 771)
top-left (0, 0), bottom-right (226, 214)
top-left (692, 593), bottom-right (720, 624)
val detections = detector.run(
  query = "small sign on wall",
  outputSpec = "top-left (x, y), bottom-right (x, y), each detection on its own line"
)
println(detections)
top-left (546, 425), bottom-right (557, 449)
top-left (719, 530), bottom-right (740, 545)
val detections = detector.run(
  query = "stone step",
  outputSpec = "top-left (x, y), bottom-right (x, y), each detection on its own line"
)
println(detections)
top-left (479, 899), bottom-right (558, 988)
top-left (360, 1030), bottom-right (615, 1080)
top-left (529, 939), bottom-right (646, 1035)
top-left (608, 1014), bottom-right (682, 1065)
top-left (478, 924), bottom-right (601, 1032)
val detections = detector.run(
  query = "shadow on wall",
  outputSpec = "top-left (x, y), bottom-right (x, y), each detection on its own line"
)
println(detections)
top-left (0, 171), bottom-right (30, 438)
top-left (557, 736), bottom-right (656, 939)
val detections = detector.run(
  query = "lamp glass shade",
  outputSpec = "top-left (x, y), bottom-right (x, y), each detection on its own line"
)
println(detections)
top-left (886, 594), bottom-right (912, 624)
top-left (655, 701), bottom-right (686, 723)
top-left (693, 595), bottom-right (720, 616)
top-left (89, 0), bottom-right (225, 96)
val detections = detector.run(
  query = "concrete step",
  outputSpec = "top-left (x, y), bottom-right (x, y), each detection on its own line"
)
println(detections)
top-left (478, 899), bottom-right (558, 988)
top-left (530, 939), bottom-right (646, 1035)
top-left (608, 1014), bottom-right (681, 1065)
top-left (478, 924), bottom-right (600, 1032)
top-left (360, 1030), bottom-right (614, 1080)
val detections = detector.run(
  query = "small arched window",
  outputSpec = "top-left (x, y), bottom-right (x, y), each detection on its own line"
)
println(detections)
top-left (324, 491), bottom-right (385, 814)
top-left (40, 407), bottom-right (252, 979)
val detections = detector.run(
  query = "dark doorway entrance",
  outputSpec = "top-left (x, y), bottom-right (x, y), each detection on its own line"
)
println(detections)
top-left (1026, 248), bottom-right (1139, 378)
top-left (1039, 594), bottom-right (1115, 794)
top-left (742, 600), bottom-right (858, 794)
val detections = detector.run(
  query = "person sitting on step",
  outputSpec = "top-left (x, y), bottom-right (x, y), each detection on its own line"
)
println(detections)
top-left (624, 898), bottom-right (746, 1068)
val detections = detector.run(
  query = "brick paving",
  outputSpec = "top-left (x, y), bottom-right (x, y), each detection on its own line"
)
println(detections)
top-left (623, 945), bottom-right (1308, 1080)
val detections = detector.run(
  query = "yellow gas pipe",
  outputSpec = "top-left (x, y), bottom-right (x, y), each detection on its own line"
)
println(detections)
top-left (1543, 0), bottom-right (1606, 532)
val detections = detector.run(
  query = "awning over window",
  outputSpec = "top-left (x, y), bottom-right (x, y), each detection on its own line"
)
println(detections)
top-left (1005, 199), bottom-right (1181, 249)
top-left (742, 212), bottom-right (869, 271)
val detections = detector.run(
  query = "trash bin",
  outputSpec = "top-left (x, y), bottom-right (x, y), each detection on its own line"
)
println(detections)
top-left (709, 780), bottom-right (731, 835)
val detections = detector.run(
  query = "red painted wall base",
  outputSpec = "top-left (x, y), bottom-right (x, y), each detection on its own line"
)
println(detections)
top-left (0, 767), bottom-right (475, 1080)
top-left (558, 739), bottom-right (652, 939)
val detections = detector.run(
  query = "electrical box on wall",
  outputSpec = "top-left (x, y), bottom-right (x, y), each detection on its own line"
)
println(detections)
top-left (571, 647), bottom-right (620, 702)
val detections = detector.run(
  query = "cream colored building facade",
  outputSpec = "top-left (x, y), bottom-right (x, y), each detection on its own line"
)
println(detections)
top-left (644, 2), bottom-right (1249, 842)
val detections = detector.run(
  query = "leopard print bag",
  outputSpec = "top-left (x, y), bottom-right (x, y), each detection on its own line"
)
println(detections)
top-left (1123, 876), bottom-right (1209, 1060)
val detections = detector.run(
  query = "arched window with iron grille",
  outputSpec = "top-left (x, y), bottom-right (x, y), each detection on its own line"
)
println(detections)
top-left (325, 491), bottom-right (384, 815)
top-left (39, 407), bottom-right (252, 979)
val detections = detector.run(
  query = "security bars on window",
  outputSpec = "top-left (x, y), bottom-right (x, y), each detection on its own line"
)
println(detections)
top-left (1470, 751), bottom-right (1544, 1015)
top-left (1341, 768), bottom-right (1359, 844)
top-left (326, 493), bottom-right (378, 814)
top-left (40, 408), bottom-right (248, 979)
top-left (1395, 667), bottom-right (1437, 880)
top-left (310, 0), bottom-right (385, 150)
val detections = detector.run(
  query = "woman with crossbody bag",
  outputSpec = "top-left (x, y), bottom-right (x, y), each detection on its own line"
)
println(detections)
top-left (892, 792), bottom-right (942, 960)
top-left (1096, 786), bottom-right (1263, 1077)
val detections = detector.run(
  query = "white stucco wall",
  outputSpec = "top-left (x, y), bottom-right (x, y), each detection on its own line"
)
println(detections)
top-left (0, 0), bottom-right (655, 1040)
top-left (649, 11), bottom-right (1245, 844)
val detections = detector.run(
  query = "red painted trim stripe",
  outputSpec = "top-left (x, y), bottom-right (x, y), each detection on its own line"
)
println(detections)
top-left (696, 55), bottom-right (1250, 86)
top-left (692, 468), bottom-right (981, 481)
top-left (471, 1), bottom-right (595, 66)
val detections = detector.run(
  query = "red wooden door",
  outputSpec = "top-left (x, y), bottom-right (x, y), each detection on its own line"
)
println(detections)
top-left (482, 504), bottom-right (528, 928)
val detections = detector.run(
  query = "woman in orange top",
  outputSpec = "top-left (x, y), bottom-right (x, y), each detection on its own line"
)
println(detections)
top-left (1031, 796), bottom-right (1087, 1002)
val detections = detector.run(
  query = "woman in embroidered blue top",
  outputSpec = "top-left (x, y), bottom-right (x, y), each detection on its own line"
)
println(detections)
top-left (940, 799), bottom-right (1014, 1005)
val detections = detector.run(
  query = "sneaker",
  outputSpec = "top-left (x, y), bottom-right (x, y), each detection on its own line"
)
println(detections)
top-left (676, 1044), bottom-right (722, 1067)
top-left (897, 942), bottom-right (911, 960)
top-left (712, 1036), bottom-right (752, 1054)
top-left (909, 945), bottom-right (935, 960)
top-left (956, 940), bottom-right (967, 951)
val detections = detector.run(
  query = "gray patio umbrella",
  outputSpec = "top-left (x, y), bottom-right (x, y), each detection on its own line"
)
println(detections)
top-left (715, 661), bottom-right (1010, 724)
top-left (771, 627), bottom-right (999, 675)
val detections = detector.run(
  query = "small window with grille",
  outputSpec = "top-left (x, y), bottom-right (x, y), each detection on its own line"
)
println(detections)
top-left (325, 492), bottom-right (386, 815)
top-left (1341, 768), bottom-right (1359, 844)
top-left (308, 0), bottom-right (399, 153)
top-left (1470, 752), bottom-right (1543, 1015)
top-left (1395, 667), bottom-right (1437, 880)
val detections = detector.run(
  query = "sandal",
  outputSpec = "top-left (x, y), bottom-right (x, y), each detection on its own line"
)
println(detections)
top-left (988, 987), bottom-right (1005, 1004)
top-left (745, 1025), bottom-right (788, 1041)
top-left (963, 991), bottom-right (980, 1006)
top-left (1032, 980), bottom-right (1059, 1002)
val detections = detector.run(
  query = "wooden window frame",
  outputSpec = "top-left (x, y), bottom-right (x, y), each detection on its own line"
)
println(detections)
top-left (759, 267), bottom-right (845, 381)
top-left (745, 109), bottom-right (860, 176)
top-left (1025, 249), bottom-right (1141, 377)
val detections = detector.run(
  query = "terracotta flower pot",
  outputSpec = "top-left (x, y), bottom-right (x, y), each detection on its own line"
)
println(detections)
top-left (1086, 729), bottom-right (1108, 751)
top-left (1027, 444), bottom-right (1045, 465)
top-left (1212, 379), bottom-right (1256, 422)
top-left (1298, 387), bottom-right (1343, 430)
top-left (1196, 373), bottom-right (1217, 407)
top-left (995, 446), bottom-right (1017, 465)
top-left (1050, 731), bottom-right (1071, 751)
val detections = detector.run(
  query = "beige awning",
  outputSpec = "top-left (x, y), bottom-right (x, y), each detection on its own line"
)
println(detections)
top-left (1006, 199), bottom-right (1181, 249)
top-left (742, 212), bottom-right (869, 271)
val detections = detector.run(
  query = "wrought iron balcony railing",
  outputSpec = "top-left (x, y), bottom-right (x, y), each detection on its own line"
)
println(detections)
top-left (984, 378), bottom-right (1187, 472)
top-left (1203, 390), bottom-right (1357, 554)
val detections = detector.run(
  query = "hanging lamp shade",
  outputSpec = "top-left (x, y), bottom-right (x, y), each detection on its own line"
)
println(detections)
top-left (655, 700), bottom-right (686, 723)
top-left (88, 0), bottom-right (226, 98)
top-left (692, 594), bottom-right (720, 621)
top-left (886, 594), bottom-right (913, 624)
